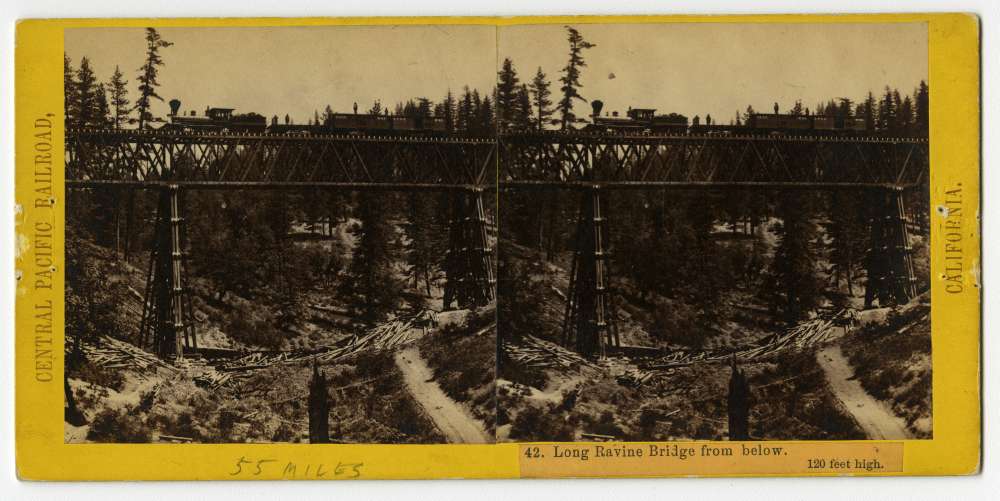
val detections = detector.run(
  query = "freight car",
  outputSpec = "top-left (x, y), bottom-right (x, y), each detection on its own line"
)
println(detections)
top-left (319, 112), bottom-right (446, 134)
top-left (743, 113), bottom-right (869, 135)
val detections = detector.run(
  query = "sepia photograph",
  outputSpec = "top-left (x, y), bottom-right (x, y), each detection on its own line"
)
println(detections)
top-left (495, 23), bottom-right (932, 442)
top-left (60, 20), bottom-right (935, 446)
top-left (62, 25), bottom-right (498, 444)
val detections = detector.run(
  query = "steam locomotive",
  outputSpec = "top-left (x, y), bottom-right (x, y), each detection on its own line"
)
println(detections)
top-left (585, 101), bottom-right (689, 134)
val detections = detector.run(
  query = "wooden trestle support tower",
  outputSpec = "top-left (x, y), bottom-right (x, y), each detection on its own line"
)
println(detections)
top-left (443, 187), bottom-right (497, 309)
top-left (561, 186), bottom-right (619, 357)
top-left (138, 185), bottom-right (197, 359)
top-left (865, 187), bottom-right (918, 308)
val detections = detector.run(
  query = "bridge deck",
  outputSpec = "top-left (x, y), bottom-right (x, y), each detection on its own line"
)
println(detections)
top-left (65, 128), bottom-right (929, 186)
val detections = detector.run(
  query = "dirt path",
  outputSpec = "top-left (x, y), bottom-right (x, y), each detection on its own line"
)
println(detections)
top-left (394, 346), bottom-right (490, 444)
top-left (816, 345), bottom-right (912, 440)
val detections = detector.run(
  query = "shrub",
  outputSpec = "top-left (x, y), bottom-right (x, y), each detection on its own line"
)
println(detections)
top-left (509, 404), bottom-right (574, 441)
top-left (72, 359), bottom-right (126, 392)
top-left (87, 406), bottom-right (152, 443)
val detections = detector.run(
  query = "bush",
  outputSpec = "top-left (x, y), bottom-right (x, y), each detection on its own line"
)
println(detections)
top-left (87, 406), bottom-right (152, 443)
top-left (272, 422), bottom-right (297, 443)
top-left (225, 312), bottom-right (284, 350)
top-left (71, 359), bottom-right (125, 392)
top-left (509, 404), bottom-right (574, 441)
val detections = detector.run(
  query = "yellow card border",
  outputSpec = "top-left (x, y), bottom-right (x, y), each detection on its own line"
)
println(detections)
top-left (14, 13), bottom-right (980, 480)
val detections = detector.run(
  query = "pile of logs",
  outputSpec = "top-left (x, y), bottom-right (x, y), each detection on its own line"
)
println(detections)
top-left (196, 312), bottom-right (432, 390)
top-left (615, 366), bottom-right (658, 387)
top-left (193, 370), bottom-right (236, 390)
top-left (75, 308), bottom-right (445, 392)
top-left (503, 311), bottom-right (856, 388)
top-left (77, 335), bottom-right (180, 377)
top-left (503, 335), bottom-right (601, 375)
top-left (641, 310), bottom-right (852, 372)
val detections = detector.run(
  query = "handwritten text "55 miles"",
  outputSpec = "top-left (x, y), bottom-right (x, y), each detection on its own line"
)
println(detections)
top-left (229, 456), bottom-right (363, 479)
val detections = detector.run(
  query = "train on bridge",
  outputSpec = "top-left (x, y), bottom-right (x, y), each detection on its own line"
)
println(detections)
top-left (584, 100), bottom-right (870, 136)
top-left (157, 98), bottom-right (897, 138)
top-left (162, 100), bottom-right (446, 136)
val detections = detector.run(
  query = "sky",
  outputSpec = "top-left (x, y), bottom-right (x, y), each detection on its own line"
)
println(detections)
top-left (64, 25), bottom-right (498, 124)
top-left (499, 22), bottom-right (927, 123)
top-left (65, 22), bottom-right (926, 126)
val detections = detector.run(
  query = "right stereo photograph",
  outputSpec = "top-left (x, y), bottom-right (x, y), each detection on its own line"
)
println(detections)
top-left (495, 22), bottom-right (931, 443)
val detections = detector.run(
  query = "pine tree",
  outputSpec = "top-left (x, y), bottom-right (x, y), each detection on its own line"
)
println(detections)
top-left (107, 65), bottom-right (131, 129)
top-left (766, 193), bottom-right (822, 324)
top-left (417, 97), bottom-right (433, 120)
top-left (472, 89), bottom-right (482, 131)
top-left (557, 26), bottom-right (595, 130)
top-left (75, 57), bottom-right (99, 127)
top-left (530, 67), bottom-right (553, 131)
top-left (402, 194), bottom-right (437, 299)
top-left (478, 95), bottom-right (494, 134)
top-left (497, 251), bottom-right (548, 344)
top-left (322, 105), bottom-right (335, 125)
top-left (457, 87), bottom-right (473, 132)
top-left (789, 100), bottom-right (804, 116)
top-left (341, 194), bottom-right (402, 326)
top-left (836, 98), bottom-right (853, 127)
top-left (914, 81), bottom-right (929, 135)
top-left (684, 195), bottom-right (720, 305)
top-left (862, 91), bottom-right (877, 131)
top-left (822, 192), bottom-right (867, 300)
top-left (95, 83), bottom-right (111, 127)
top-left (496, 58), bottom-right (520, 131)
top-left (898, 95), bottom-right (914, 134)
top-left (64, 54), bottom-right (77, 127)
top-left (441, 90), bottom-right (456, 132)
top-left (891, 89), bottom-right (904, 132)
top-left (135, 28), bottom-right (173, 129)
top-left (514, 84), bottom-right (532, 131)
top-left (877, 86), bottom-right (895, 132)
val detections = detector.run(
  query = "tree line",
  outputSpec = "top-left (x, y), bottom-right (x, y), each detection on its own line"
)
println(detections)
top-left (697, 83), bottom-right (929, 136)
top-left (65, 28), bottom-right (173, 129)
top-left (303, 25), bottom-right (594, 134)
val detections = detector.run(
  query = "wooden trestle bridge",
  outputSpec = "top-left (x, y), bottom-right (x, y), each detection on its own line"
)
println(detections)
top-left (66, 128), bottom-right (928, 359)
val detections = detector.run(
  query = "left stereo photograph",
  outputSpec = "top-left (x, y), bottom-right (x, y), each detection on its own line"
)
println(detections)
top-left (62, 25), bottom-right (499, 444)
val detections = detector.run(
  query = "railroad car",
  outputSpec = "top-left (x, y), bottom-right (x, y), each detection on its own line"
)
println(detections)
top-left (322, 112), bottom-right (446, 134)
top-left (584, 98), bottom-right (877, 136)
top-left (161, 99), bottom-right (447, 135)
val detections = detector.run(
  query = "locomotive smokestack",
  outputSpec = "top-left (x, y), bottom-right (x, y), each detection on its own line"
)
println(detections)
top-left (168, 99), bottom-right (181, 117)
top-left (591, 100), bottom-right (604, 122)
